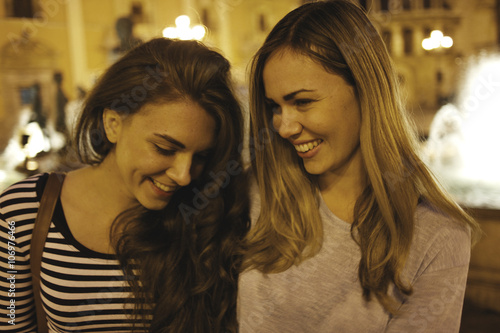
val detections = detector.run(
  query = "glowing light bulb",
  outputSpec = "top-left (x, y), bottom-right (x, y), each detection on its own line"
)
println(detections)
top-left (422, 38), bottom-right (433, 51)
top-left (430, 30), bottom-right (444, 40)
top-left (163, 15), bottom-right (206, 41)
top-left (175, 15), bottom-right (190, 28)
top-left (441, 36), bottom-right (453, 48)
top-left (162, 27), bottom-right (177, 38)
top-left (422, 30), bottom-right (453, 51)
top-left (192, 25), bottom-right (206, 40)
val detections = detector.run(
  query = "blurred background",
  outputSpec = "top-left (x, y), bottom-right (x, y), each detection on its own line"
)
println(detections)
top-left (0, 0), bottom-right (499, 331)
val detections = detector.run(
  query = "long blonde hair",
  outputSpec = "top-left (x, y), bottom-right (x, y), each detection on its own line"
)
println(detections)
top-left (244, 0), bottom-right (481, 312)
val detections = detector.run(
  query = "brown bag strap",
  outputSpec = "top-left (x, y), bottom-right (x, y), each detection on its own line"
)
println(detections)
top-left (31, 172), bottom-right (65, 333)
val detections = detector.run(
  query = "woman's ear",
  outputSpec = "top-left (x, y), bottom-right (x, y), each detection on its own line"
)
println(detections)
top-left (103, 109), bottom-right (122, 143)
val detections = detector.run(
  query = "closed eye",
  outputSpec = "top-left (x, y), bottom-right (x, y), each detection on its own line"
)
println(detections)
top-left (154, 145), bottom-right (175, 156)
top-left (294, 99), bottom-right (315, 107)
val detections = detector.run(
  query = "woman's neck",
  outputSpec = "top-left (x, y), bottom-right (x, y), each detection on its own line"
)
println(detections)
top-left (64, 156), bottom-right (140, 228)
top-left (317, 154), bottom-right (367, 223)
top-left (90, 156), bottom-right (139, 215)
top-left (61, 157), bottom-right (140, 254)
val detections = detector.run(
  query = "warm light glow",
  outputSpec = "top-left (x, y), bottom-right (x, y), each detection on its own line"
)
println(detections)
top-left (26, 160), bottom-right (39, 171)
top-left (162, 27), bottom-right (177, 39)
top-left (422, 38), bottom-right (432, 50)
top-left (422, 30), bottom-right (453, 51)
top-left (441, 36), bottom-right (453, 48)
top-left (175, 15), bottom-right (190, 28)
top-left (178, 27), bottom-right (192, 40)
top-left (430, 30), bottom-right (444, 40)
top-left (192, 25), bottom-right (206, 40)
top-left (162, 15), bottom-right (206, 41)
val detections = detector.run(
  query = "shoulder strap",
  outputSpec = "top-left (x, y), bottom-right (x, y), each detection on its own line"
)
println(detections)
top-left (31, 172), bottom-right (66, 333)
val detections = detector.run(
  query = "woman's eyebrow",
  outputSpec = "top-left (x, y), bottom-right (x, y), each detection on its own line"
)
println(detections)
top-left (153, 133), bottom-right (185, 149)
top-left (268, 89), bottom-right (316, 102)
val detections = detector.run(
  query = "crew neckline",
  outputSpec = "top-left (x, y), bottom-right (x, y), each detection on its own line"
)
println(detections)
top-left (52, 197), bottom-right (116, 260)
top-left (317, 192), bottom-right (352, 232)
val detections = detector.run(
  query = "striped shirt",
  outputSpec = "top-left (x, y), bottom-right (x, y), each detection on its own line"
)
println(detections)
top-left (0, 174), bottom-right (149, 332)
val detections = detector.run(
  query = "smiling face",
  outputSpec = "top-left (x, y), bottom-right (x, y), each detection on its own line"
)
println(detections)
top-left (263, 49), bottom-right (363, 189)
top-left (104, 99), bottom-right (216, 210)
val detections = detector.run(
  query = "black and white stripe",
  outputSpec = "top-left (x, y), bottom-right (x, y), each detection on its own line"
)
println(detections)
top-left (0, 174), bottom-right (150, 332)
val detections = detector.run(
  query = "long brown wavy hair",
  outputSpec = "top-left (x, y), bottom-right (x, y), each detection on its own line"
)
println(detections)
top-left (74, 38), bottom-right (248, 332)
top-left (244, 0), bottom-right (480, 313)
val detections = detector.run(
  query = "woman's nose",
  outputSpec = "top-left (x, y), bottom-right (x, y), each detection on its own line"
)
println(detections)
top-left (166, 155), bottom-right (192, 187)
top-left (273, 109), bottom-right (302, 139)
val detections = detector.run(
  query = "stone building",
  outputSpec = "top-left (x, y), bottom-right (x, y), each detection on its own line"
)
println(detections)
top-left (364, 0), bottom-right (498, 136)
top-left (1, 0), bottom-right (497, 149)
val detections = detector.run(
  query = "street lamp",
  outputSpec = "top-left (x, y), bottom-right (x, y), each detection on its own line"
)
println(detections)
top-left (421, 30), bottom-right (455, 108)
top-left (422, 30), bottom-right (453, 51)
top-left (162, 15), bottom-right (206, 41)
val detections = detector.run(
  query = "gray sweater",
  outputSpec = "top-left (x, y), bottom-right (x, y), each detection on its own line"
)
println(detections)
top-left (238, 185), bottom-right (471, 332)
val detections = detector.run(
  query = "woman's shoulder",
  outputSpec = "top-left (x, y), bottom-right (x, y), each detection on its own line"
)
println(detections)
top-left (1, 173), bottom-right (49, 197)
top-left (408, 200), bottom-right (471, 276)
top-left (414, 201), bottom-right (470, 240)
top-left (0, 173), bottom-right (49, 217)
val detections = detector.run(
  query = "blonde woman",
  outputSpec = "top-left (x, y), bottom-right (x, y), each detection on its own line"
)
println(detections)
top-left (238, 1), bottom-right (481, 332)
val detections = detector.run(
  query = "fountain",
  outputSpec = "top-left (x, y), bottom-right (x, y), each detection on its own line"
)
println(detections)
top-left (423, 54), bottom-right (500, 209)
top-left (423, 53), bottom-right (500, 314)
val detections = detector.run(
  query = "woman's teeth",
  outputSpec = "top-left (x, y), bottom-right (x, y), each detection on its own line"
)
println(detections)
top-left (294, 140), bottom-right (322, 153)
top-left (152, 179), bottom-right (176, 192)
